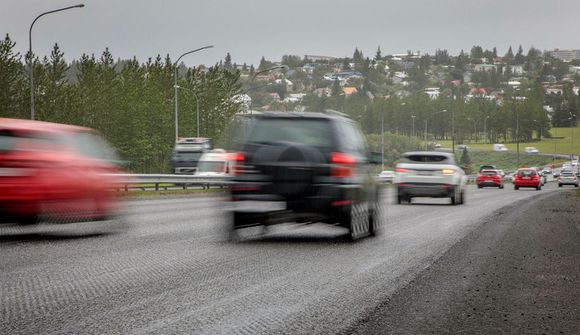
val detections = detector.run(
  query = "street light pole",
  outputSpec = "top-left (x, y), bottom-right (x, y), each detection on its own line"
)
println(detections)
top-left (174, 85), bottom-right (202, 137)
top-left (173, 45), bottom-right (214, 140)
top-left (411, 115), bottom-right (416, 138)
top-left (570, 114), bottom-right (576, 162)
top-left (515, 97), bottom-right (520, 168)
top-left (483, 116), bottom-right (489, 144)
top-left (29, 4), bottom-right (84, 120)
top-left (381, 112), bottom-right (385, 170)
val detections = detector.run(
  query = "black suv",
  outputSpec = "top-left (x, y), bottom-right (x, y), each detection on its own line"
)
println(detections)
top-left (227, 111), bottom-right (383, 241)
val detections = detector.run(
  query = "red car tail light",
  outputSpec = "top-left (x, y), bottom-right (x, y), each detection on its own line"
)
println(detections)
top-left (395, 167), bottom-right (409, 173)
top-left (230, 152), bottom-right (246, 175)
top-left (331, 152), bottom-right (355, 178)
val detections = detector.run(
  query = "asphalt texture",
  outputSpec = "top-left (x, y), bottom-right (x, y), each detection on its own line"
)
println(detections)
top-left (1, 183), bottom-right (578, 334)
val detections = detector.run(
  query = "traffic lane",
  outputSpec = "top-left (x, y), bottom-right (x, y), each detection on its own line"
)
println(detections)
top-left (349, 188), bottom-right (580, 335)
top-left (0, 183), bottom-right (563, 334)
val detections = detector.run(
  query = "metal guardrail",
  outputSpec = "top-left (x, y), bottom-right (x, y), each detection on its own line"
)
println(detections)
top-left (108, 174), bottom-right (231, 191)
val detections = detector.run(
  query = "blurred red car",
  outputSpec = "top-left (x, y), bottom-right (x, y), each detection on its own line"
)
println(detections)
top-left (0, 118), bottom-right (124, 225)
top-left (513, 168), bottom-right (542, 191)
top-left (476, 169), bottom-right (504, 189)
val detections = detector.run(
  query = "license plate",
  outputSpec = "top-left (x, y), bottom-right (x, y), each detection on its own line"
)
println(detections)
top-left (232, 201), bottom-right (286, 212)
top-left (523, 177), bottom-right (530, 179)
top-left (417, 171), bottom-right (432, 176)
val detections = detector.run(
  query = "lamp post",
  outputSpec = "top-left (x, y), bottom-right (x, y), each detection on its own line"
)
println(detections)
top-left (381, 111), bottom-right (385, 170)
top-left (29, 4), bottom-right (84, 120)
top-left (174, 85), bottom-right (201, 137)
top-left (570, 114), bottom-right (577, 162)
top-left (483, 115), bottom-right (490, 144)
top-left (514, 96), bottom-right (520, 168)
top-left (426, 109), bottom-right (447, 148)
top-left (411, 115), bottom-right (416, 138)
top-left (173, 45), bottom-right (214, 140)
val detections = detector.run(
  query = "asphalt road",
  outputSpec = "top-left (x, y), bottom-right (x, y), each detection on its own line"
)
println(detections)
top-left (1, 183), bottom-right (578, 334)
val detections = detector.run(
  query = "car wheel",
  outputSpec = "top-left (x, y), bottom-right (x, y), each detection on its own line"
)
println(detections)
top-left (558, 184), bottom-right (562, 187)
top-left (477, 184), bottom-right (483, 189)
top-left (499, 184), bottom-right (504, 189)
top-left (536, 185), bottom-right (541, 191)
top-left (514, 185), bottom-right (519, 190)
top-left (460, 189), bottom-right (466, 204)
top-left (368, 197), bottom-right (384, 237)
top-left (347, 202), bottom-right (370, 241)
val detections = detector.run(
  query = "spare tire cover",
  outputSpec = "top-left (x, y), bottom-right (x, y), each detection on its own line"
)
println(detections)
top-left (252, 141), bottom-right (324, 198)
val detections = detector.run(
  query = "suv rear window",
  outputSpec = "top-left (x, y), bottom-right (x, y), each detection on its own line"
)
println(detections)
top-left (246, 118), bottom-right (333, 148)
top-left (482, 170), bottom-right (497, 175)
top-left (561, 172), bottom-right (574, 176)
top-left (405, 154), bottom-right (451, 164)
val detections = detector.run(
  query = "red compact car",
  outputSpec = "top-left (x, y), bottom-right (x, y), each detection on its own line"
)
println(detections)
top-left (513, 168), bottom-right (542, 191)
top-left (476, 169), bottom-right (504, 189)
top-left (0, 118), bottom-right (124, 225)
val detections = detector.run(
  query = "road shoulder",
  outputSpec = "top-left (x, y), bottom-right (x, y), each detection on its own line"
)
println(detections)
top-left (349, 189), bottom-right (580, 334)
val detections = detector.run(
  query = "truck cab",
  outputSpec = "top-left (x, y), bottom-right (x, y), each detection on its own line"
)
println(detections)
top-left (171, 137), bottom-right (212, 174)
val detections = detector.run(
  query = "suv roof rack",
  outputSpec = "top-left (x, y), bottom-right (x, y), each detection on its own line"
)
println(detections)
top-left (323, 109), bottom-right (350, 119)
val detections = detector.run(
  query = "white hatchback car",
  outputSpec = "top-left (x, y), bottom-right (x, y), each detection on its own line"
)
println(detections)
top-left (394, 151), bottom-right (468, 205)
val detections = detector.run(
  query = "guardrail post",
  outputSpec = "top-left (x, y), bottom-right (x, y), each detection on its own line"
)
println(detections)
top-left (155, 183), bottom-right (159, 191)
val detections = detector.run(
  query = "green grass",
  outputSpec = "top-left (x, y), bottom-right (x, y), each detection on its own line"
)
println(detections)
top-left (437, 126), bottom-right (580, 156)
top-left (466, 151), bottom-right (566, 172)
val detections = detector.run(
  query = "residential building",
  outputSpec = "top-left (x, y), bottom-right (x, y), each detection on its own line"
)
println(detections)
top-left (548, 49), bottom-right (580, 62)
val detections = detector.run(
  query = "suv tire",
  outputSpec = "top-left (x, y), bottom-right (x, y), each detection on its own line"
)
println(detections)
top-left (347, 202), bottom-right (370, 241)
top-left (368, 196), bottom-right (383, 236)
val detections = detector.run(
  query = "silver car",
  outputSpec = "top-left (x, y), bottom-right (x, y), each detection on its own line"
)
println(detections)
top-left (558, 171), bottom-right (579, 187)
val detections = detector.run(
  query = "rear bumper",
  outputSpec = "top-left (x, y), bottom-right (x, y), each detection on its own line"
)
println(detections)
top-left (396, 183), bottom-right (456, 198)
top-left (514, 180), bottom-right (540, 187)
top-left (477, 180), bottom-right (501, 187)
top-left (229, 182), bottom-right (368, 227)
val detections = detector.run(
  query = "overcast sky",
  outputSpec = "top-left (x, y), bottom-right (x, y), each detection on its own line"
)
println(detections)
top-left (2, 0), bottom-right (579, 67)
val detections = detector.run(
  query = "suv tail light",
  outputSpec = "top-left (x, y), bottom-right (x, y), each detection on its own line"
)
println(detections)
top-left (331, 152), bottom-right (355, 178)
top-left (395, 167), bottom-right (409, 173)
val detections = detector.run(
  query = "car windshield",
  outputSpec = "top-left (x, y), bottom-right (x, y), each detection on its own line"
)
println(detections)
top-left (482, 171), bottom-right (497, 175)
top-left (561, 172), bottom-right (574, 176)
top-left (197, 161), bottom-right (225, 173)
top-left (0, 130), bottom-right (62, 153)
top-left (172, 151), bottom-right (203, 161)
top-left (246, 118), bottom-right (333, 148)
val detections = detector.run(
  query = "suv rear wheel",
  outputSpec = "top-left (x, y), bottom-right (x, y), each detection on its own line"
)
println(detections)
top-left (368, 196), bottom-right (383, 236)
top-left (346, 202), bottom-right (370, 241)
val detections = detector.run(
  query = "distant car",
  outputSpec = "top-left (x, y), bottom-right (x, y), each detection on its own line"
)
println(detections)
top-left (394, 151), bottom-right (467, 205)
top-left (377, 170), bottom-right (395, 184)
top-left (497, 169), bottom-right (506, 178)
top-left (513, 168), bottom-right (542, 191)
top-left (524, 147), bottom-right (539, 154)
top-left (493, 144), bottom-right (508, 152)
top-left (457, 144), bottom-right (469, 150)
top-left (476, 169), bottom-right (504, 189)
top-left (558, 171), bottom-right (579, 187)
top-left (479, 164), bottom-right (497, 172)
top-left (0, 118), bottom-right (124, 225)
top-left (195, 150), bottom-right (233, 177)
